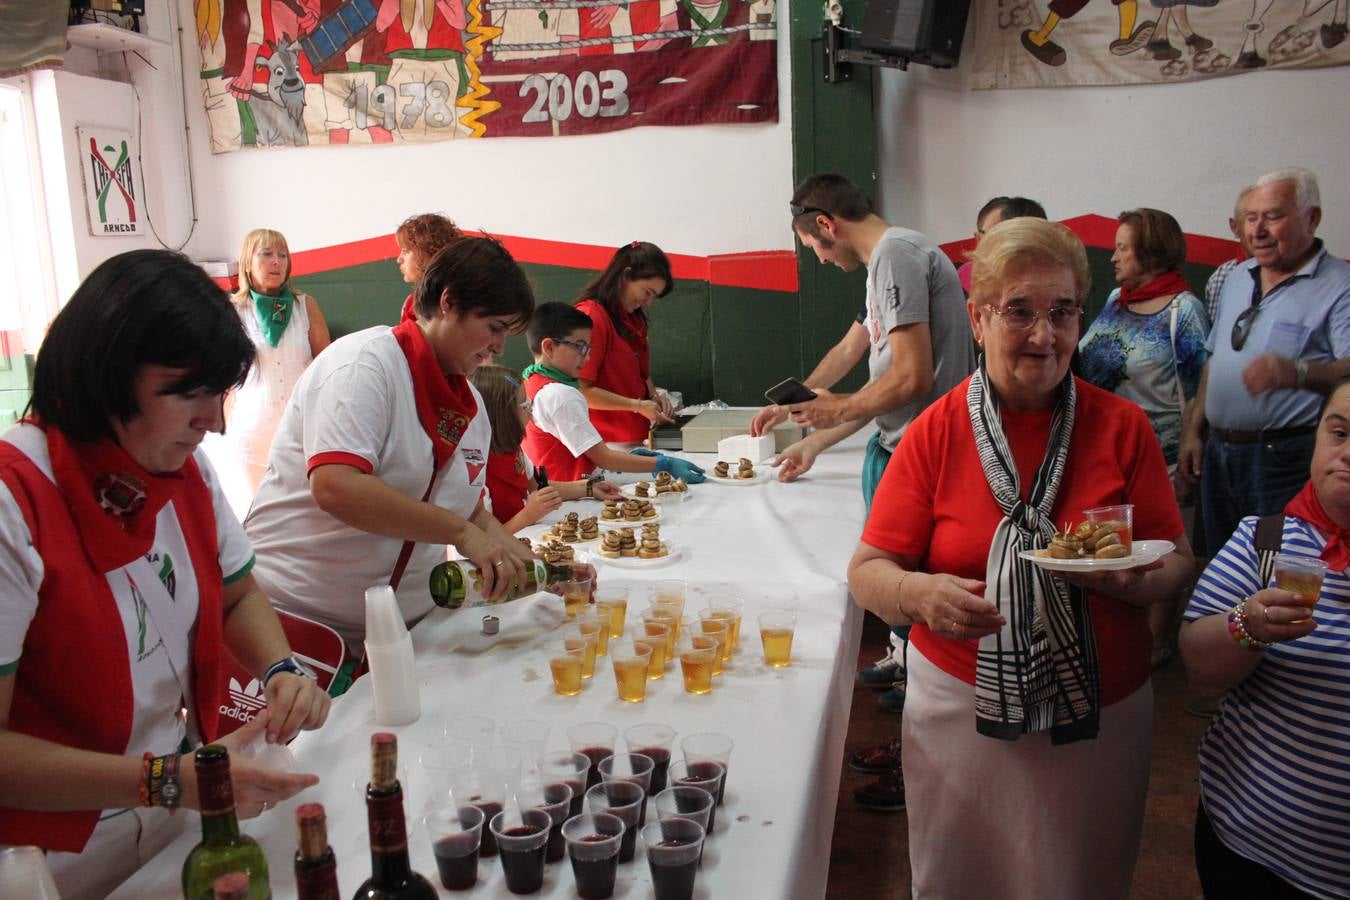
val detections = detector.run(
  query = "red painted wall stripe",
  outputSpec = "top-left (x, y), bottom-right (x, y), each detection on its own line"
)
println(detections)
top-left (938, 214), bottom-right (1242, 269)
top-left (284, 230), bottom-right (801, 293)
top-left (274, 216), bottom-right (1243, 299)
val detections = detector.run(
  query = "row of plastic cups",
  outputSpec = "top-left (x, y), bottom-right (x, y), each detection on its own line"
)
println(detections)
top-left (553, 607), bottom-right (794, 698)
top-left (425, 801), bottom-right (709, 898)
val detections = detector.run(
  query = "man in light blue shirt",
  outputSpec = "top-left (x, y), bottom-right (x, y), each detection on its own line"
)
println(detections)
top-left (1179, 167), bottom-right (1350, 553)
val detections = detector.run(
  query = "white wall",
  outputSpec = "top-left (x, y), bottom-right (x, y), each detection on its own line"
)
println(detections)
top-left (874, 63), bottom-right (1350, 250)
top-left (170, 0), bottom-right (797, 262)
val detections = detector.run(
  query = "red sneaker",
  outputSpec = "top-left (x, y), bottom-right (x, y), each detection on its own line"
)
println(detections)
top-left (853, 770), bottom-right (906, 812)
top-left (847, 737), bottom-right (901, 774)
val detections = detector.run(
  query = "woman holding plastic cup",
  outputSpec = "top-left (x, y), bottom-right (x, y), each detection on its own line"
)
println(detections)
top-left (846, 219), bottom-right (1194, 896)
top-left (1179, 377), bottom-right (1350, 898)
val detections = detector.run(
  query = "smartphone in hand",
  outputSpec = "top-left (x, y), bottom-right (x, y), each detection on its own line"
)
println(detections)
top-left (765, 377), bottom-right (818, 406)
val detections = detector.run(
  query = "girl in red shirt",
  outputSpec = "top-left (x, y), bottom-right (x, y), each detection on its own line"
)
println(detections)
top-left (575, 242), bottom-right (678, 442)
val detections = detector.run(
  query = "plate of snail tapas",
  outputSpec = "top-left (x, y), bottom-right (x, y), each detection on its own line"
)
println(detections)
top-left (1020, 521), bottom-right (1174, 572)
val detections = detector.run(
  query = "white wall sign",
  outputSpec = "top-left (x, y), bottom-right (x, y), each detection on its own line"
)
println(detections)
top-left (76, 125), bottom-right (143, 236)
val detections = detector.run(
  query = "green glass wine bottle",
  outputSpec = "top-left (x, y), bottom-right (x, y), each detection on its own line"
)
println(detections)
top-left (182, 745), bottom-right (271, 900)
top-left (428, 559), bottom-right (576, 609)
top-left (353, 733), bottom-right (437, 900)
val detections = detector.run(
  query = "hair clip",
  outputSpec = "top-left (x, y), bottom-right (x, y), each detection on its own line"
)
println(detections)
top-left (630, 241), bottom-right (641, 249)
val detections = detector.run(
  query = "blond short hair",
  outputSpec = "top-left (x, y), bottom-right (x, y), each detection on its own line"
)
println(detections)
top-left (233, 228), bottom-right (292, 305)
top-left (968, 218), bottom-right (1091, 308)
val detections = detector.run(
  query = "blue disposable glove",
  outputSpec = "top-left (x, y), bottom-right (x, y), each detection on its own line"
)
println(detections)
top-left (628, 447), bottom-right (660, 458)
top-left (654, 454), bottom-right (706, 484)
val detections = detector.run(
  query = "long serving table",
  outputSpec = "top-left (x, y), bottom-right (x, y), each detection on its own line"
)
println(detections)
top-left (112, 429), bottom-right (873, 899)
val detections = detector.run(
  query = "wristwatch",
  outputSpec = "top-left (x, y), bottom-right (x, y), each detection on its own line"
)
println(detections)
top-left (158, 753), bottom-right (181, 809)
top-left (585, 473), bottom-right (606, 498)
top-left (262, 655), bottom-right (316, 688)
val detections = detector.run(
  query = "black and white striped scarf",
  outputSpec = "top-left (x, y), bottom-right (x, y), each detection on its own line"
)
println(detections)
top-left (966, 360), bottom-right (1100, 744)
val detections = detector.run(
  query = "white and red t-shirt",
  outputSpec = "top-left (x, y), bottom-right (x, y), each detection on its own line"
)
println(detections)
top-left (523, 379), bottom-right (604, 482)
top-left (245, 326), bottom-right (490, 649)
top-left (0, 424), bottom-right (254, 757)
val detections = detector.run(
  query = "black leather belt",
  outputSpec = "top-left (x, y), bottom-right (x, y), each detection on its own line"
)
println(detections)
top-left (1211, 425), bottom-right (1317, 444)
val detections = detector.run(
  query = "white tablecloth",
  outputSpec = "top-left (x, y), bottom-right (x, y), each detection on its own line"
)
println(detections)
top-left (111, 429), bottom-right (872, 900)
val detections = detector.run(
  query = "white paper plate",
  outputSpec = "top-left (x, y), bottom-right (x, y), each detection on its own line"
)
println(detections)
top-left (619, 482), bottom-right (691, 501)
top-left (536, 527), bottom-right (604, 546)
top-left (707, 465), bottom-right (771, 486)
top-left (595, 506), bottom-right (662, 526)
top-left (1019, 539), bottom-right (1175, 572)
top-left (581, 544), bottom-right (685, 569)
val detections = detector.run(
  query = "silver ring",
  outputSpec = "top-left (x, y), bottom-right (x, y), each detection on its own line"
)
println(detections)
top-left (494, 561), bottom-right (505, 568)
top-left (1263, 605), bottom-right (1271, 624)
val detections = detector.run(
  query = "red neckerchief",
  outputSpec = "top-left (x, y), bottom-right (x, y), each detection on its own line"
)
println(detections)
top-left (400, 293), bottom-right (416, 323)
top-left (1117, 270), bottom-right (1191, 306)
top-left (1285, 481), bottom-right (1350, 571)
top-left (43, 424), bottom-right (187, 573)
top-left (391, 318), bottom-right (479, 471)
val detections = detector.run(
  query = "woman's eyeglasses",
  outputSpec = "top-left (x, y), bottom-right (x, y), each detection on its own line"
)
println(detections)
top-left (789, 202), bottom-right (831, 219)
top-left (557, 338), bottom-right (591, 357)
top-left (989, 305), bottom-right (1083, 332)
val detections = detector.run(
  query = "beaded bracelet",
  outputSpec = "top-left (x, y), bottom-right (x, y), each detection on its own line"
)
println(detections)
top-left (1226, 600), bottom-right (1272, 652)
top-left (139, 752), bottom-right (153, 807)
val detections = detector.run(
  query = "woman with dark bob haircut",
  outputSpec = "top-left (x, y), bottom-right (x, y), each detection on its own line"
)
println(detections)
top-left (245, 236), bottom-right (545, 666)
top-left (0, 250), bottom-right (331, 897)
top-left (574, 241), bottom-right (679, 441)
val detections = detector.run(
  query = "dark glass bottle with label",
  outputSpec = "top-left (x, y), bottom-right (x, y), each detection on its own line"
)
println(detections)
top-left (352, 733), bottom-right (437, 900)
top-left (295, 803), bottom-right (340, 900)
top-left (182, 745), bottom-right (271, 900)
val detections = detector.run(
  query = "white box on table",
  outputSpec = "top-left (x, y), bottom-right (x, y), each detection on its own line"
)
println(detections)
top-left (717, 433), bottom-right (776, 464)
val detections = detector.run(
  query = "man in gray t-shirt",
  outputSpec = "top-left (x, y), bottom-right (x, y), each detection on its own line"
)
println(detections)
top-left (769, 174), bottom-right (975, 506)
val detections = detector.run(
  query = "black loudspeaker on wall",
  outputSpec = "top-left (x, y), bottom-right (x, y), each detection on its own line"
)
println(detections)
top-left (859, 0), bottom-right (972, 68)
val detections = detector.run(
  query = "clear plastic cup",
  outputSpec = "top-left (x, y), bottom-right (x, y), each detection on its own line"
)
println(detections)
top-left (651, 579), bottom-right (687, 609)
top-left (489, 807), bottom-right (551, 894)
top-left (653, 785), bottom-right (714, 836)
top-left (498, 720), bottom-right (550, 770)
top-left (585, 780), bottom-right (644, 862)
top-left (567, 722), bottom-right (617, 791)
top-left (537, 750), bottom-right (590, 819)
top-left (679, 634), bottom-right (718, 694)
top-left (623, 723), bottom-right (676, 794)
top-left (1083, 504), bottom-right (1134, 555)
top-left (611, 642), bottom-right (654, 702)
top-left (1275, 553), bottom-right (1329, 608)
top-left (563, 813), bottom-right (625, 900)
top-left (704, 595), bottom-right (744, 650)
top-left (577, 604), bottom-right (612, 657)
top-left (424, 804), bottom-right (485, 891)
top-left (552, 638), bottom-right (587, 696)
top-left (758, 609), bottom-right (797, 668)
top-left (559, 573), bottom-right (595, 619)
top-left (681, 733), bottom-right (733, 806)
top-left (562, 623), bottom-right (600, 678)
top-left (642, 609), bottom-right (680, 657)
top-left (516, 778), bottom-right (573, 863)
top-left (696, 615), bottom-right (731, 671)
top-left (594, 586), bottom-right (630, 636)
top-left (632, 624), bottom-right (668, 679)
top-left (642, 818), bottom-right (705, 900)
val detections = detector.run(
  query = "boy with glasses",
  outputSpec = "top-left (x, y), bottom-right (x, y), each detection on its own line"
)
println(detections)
top-left (522, 302), bottom-right (705, 484)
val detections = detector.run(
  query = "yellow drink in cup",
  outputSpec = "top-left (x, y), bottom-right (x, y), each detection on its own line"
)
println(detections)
top-left (551, 641), bottom-right (585, 696)
top-left (579, 607), bottom-right (611, 657)
top-left (680, 636), bottom-right (718, 694)
top-left (563, 625), bottom-right (599, 678)
top-left (632, 630), bottom-right (667, 679)
top-left (595, 587), bottom-right (629, 636)
top-left (759, 610), bottom-right (797, 668)
top-left (1274, 554), bottom-right (1329, 608)
top-left (612, 644), bottom-right (652, 702)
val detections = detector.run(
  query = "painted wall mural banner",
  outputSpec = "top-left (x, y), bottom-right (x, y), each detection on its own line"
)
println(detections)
top-left (193, 0), bottom-right (777, 151)
top-left (970, 1), bottom-right (1349, 89)
top-left (77, 125), bottom-right (144, 236)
